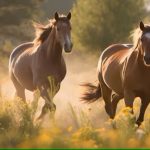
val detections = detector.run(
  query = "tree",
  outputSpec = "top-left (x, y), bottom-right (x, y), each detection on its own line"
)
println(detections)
top-left (72, 0), bottom-right (147, 51)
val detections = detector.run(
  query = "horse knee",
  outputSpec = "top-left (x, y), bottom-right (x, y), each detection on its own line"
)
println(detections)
top-left (15, 90), bottom-right (26, 101)
top-left (124, 90), bottom-right (135, 109)
top-left (42, 102), bottom-right (56, 114)
top-left (48, 103), bottom-right (56, 112)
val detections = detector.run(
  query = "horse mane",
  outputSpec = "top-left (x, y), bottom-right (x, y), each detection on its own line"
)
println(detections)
top-left (130, 27), bottom-right (142, 50)
top-left (33, 19), bottom-right (56, 45)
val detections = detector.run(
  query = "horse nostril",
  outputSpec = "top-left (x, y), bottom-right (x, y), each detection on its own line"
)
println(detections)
top-left (71, 43), bottom-right (73, 48)
top-left (144, 56), bottom-right (150, 64)
top-left (64, 43), bottom-right (73, 50)
top-left (144, 56), bottom-right (150, 60)
top-left (64, 43), bottom-right (67, 48)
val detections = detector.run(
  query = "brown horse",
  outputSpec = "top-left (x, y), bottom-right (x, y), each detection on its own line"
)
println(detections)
top-left (82, 21), bottom-right (150, 126)
top-left (9, 12), bottom-right (73, 119)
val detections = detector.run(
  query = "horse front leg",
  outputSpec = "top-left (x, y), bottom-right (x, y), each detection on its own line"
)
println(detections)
top-left (36, 78), bottom-right (60, 120)
top-left (124, 89), bottom-right (135, 113)
top-left (37, 86), bottom-right (56, 120)
top-left (100, 82), bottom-right (113, 118)
top-left (136, 98), bottom-right (149, 126)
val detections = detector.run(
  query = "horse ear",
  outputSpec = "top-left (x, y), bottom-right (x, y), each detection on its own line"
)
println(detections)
top-left (55, 12), bottom-right (59, 21)
top-left (140, 21), bottom-right (145, 31)
top-left (67, 12), bottom-right (71, 20)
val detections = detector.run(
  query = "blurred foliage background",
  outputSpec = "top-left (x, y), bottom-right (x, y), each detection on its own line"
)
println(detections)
top-left (72, 0), bottom-right (150, 51)
top-left (0, 0), bottom-right (149, 75)
top-left (0, 0), bottom-right (74, 72)
top-left (0, 0), bottom-right (150, 63)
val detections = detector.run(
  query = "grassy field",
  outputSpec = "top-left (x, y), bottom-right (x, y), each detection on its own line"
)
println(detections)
top-left (0, 53), bottom-right (150, 148)
top-left (0, 0), bottom-right (149, 148)
top-left (0, 94), bottom-right (150, 148)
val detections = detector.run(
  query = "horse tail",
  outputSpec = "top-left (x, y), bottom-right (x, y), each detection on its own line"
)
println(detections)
top-left (81, 83), bottom-right (101, 103)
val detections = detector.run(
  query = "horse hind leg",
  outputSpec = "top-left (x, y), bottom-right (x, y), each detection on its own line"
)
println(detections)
top-left (100, 80), bottom-right (113, 118)
top-left (11, 73), bottom-right (26, 101)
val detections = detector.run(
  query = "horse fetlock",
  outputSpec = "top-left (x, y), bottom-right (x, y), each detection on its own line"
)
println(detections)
top-left (50, 103), bottom-right (56, 112)
top-left (42, 104), bottom-right (49, 113)
top-left (105, 104), bottom-right (114, 119)
top-left (136, 119), bottom-right (143, 127)
top-left (47, 102), bottom-right (56, 112)
top-left (37, 104), bottom-right (49, 120)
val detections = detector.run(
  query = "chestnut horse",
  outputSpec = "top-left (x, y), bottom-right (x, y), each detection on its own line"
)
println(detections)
top-left (9, 12), bottom-right (73, 119)
top-left (82, 21), bottom-right (150, 126)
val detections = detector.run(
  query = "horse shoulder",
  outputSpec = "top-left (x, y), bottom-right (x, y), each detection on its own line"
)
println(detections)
top-left (123, 50), bottom-right (140, 88)
top-left (32, 54), bottom-right (66, 87)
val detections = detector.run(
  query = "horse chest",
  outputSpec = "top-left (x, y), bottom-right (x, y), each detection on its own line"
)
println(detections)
top-left (37, 63), bottom-right (66, 82)
top-left (139, 73), bottom-right (150, 88)
top-left (130, 72), bottom-right (150, 97)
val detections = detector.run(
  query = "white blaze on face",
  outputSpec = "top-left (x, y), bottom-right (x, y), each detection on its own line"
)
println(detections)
top-left (144, 33), bottom-right (150, 39)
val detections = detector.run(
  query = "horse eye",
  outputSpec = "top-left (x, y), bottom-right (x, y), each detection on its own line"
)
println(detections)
top-left (141, 37), bottom-right (144, 42)
top-left (57, 27), bottom-right (60, 31)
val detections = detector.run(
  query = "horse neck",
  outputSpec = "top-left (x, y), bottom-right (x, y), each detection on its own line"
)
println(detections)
top-left (136, 45), bottom-right (147, 68)
top-left (42, 27), bottom-right (63, 63)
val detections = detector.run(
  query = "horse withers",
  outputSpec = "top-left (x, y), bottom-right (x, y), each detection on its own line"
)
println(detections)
top-left (9, 12), bottom-right (73, 119)
top-left (82, 21), bottom-right (150, 126)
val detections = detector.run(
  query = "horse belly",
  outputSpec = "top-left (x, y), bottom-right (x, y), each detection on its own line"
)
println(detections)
top-left (102, 59), bottom-right (123, 95)
top-left (13, 57), bottom-right (34, 91)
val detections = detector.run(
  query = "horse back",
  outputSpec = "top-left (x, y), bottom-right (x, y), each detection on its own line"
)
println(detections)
top-left (9, 42), bottom-right (34, 64)
top-left (100, 44), bottom-right (133, 63)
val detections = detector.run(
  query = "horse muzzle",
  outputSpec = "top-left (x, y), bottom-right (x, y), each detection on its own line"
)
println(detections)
top-left (64, 43), bottom-right (73, 53)
top-left (144, 56), bottom-right (150, 65)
